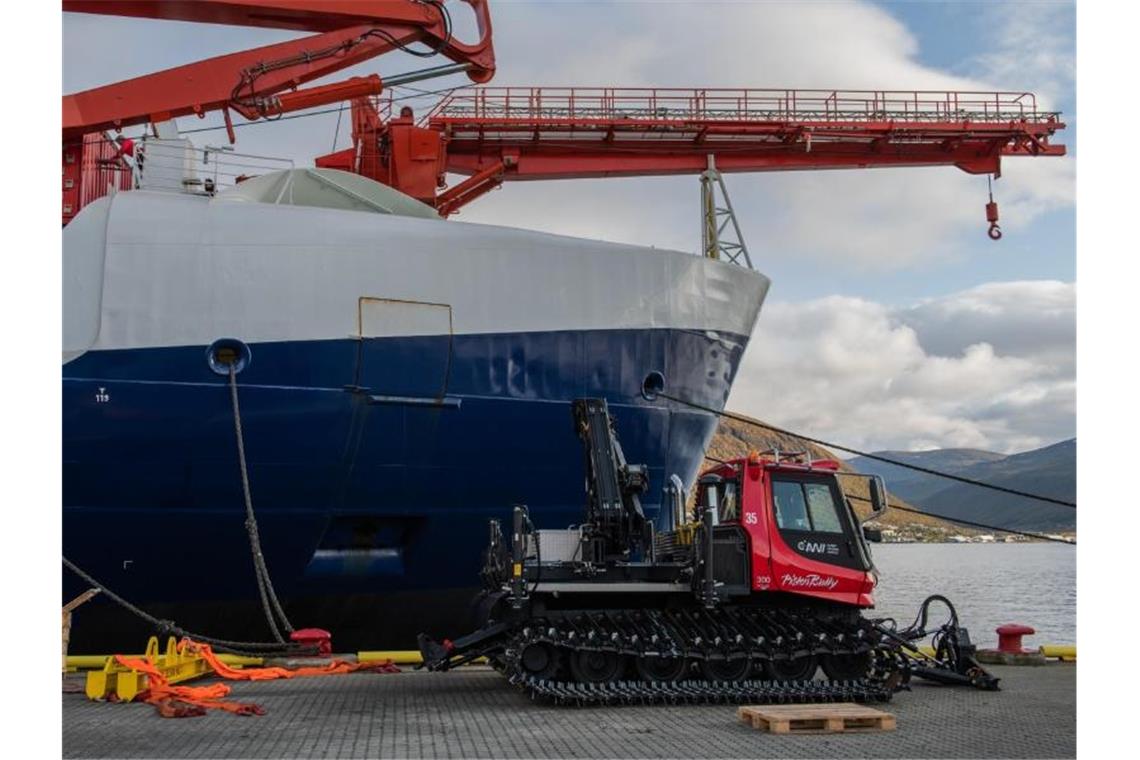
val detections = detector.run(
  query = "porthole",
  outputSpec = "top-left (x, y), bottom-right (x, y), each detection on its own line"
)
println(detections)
top-left (641, 370), bottom-right (666, 401)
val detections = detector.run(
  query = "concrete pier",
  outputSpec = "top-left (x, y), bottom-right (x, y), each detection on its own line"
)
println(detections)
top-left (63, 663), bottom-right (1075, 759)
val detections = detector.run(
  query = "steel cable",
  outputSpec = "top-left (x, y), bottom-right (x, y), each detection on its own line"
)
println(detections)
top-left (843, 494), bottom-right (1074, 544)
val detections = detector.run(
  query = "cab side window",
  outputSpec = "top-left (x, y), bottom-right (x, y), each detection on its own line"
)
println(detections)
top-left (697, 478), bottom-right (742, 522)
top-left (721, 481), bottom-right (740, 522)
top-left (772, 480), bottom-right (811, 531)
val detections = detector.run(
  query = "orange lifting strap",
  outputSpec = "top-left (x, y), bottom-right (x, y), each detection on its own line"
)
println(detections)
top-left (114, 639), bottom-right (400, 717)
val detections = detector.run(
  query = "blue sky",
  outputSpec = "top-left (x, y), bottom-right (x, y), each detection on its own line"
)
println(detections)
top-left (852, 0), bottom-right (1076, 300)
top-left (63, 1), bottom-right (1076, 453)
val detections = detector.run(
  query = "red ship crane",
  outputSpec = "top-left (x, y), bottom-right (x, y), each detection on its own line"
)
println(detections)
top-left (63, 1), bottom-right (1066, 239)
top-left (316, 87), bottom-right (1066, 227)
top-left (62, 0), bottom-right (495, 225)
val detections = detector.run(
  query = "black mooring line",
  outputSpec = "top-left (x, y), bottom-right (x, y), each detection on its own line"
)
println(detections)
top-left (845, 493), bottom-right (1075, 545)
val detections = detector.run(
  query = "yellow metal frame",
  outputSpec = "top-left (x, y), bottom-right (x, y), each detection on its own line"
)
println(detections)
top-left (84, 637), bottom-right (243, 701)
top-left (673, 523), bottom-right (697, 546)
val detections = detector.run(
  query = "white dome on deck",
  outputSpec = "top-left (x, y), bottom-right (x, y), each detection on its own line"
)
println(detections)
top-left (215, 168), bottom-right (440, 220)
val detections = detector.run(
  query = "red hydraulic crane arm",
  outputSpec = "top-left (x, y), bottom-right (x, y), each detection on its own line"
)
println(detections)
top-left (61, 0), bottom-right (495, 140)
top-left (64, 1), bottom-right (473, 34)
top-left (61, 0), bottom-right (495, 225)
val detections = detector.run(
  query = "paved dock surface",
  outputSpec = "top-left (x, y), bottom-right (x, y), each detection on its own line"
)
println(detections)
top-left (63, 663), bottom-right (1075, 759)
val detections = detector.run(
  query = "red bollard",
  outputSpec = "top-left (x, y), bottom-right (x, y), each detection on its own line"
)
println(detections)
top-left (290, 628), bottom-right (333, 656)
top-left (996, 624), bottom-right (1035, 654)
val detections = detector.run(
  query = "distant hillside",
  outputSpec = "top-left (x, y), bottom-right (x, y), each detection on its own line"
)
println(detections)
top-left (849, 448), bottom-right (1006, 503)
top-left (708, 416), bottom-right (971, 540)
top-left (851, 439), bottom-right (1076, 532)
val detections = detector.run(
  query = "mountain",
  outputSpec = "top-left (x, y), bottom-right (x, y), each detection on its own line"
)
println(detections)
top-left (850, 439), bottom-right (1076, 532)
top-left (848, 448), bottom-right (1007, 503)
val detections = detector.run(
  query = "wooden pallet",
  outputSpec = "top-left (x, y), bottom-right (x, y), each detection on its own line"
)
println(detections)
top-left (737, 703), bottom-right (896, 734)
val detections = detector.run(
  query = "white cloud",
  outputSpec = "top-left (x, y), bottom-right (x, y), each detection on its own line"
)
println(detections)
top-left (962, 1), bottom-right (1076, 111)
top-left (899, 280), bottom-right (1075, 363)
top-left (726, 280), bottom-right (1076, 454)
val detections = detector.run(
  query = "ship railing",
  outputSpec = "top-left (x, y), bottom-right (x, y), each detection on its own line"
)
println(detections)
top-left (427, 87), bottom-right (1060, 125)
top-left (131, 137), bottom-right (294, 195)
top-left (72, 133), bottom-right (294, 211)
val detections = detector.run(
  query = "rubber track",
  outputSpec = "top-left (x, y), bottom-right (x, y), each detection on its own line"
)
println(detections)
top-left (508, 673), bottom-right (896, 707)
top-left (488, 607), bottom-right (902, 707)
top-left (512, 606), bottom-right (879, 664)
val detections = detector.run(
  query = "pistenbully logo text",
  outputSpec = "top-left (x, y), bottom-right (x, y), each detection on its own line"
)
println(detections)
top-left (780, 572), bottom-right (839, 590)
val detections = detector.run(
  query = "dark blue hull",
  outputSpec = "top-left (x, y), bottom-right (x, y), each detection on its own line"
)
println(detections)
top-left (63, 327), bottom-right (747, 650)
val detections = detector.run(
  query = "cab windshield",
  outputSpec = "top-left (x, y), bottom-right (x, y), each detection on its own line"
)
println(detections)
top-left (772, 477), bottom-right (844, 534)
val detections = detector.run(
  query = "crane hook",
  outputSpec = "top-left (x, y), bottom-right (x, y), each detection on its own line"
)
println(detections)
top-left (985, 175), bottom-right (1001, 241)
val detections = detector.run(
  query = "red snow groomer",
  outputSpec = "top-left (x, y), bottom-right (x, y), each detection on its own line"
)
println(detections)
top-left (420, 398), bottom-right (998, 705)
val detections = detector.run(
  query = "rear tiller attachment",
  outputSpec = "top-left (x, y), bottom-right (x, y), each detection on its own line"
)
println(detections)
top-left (876, 595), bottom-right (1001, 691)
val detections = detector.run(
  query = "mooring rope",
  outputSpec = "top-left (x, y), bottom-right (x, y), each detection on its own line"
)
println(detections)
top-left (228, 364), bottom-right (295, 642)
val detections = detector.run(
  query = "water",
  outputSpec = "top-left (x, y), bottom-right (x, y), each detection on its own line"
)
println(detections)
top-left (869, 543), bottom-right (1076, 646)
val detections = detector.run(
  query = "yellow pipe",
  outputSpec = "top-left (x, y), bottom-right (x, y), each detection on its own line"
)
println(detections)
top-left (357, 650), bottom-right (488, 665)
top-left (66, 653), bottom-right (263, 671)
top-left (1039, 645), bottom-right (1076, 661)
top-left (359, 650), bottom-right (424, 665)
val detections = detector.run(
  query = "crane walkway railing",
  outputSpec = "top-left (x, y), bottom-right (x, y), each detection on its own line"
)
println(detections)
top-left (427, 87), bottom-right (1061, 126)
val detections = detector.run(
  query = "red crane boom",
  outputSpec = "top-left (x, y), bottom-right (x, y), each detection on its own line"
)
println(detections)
top-left (315, 87), bottom-right (1065, 217)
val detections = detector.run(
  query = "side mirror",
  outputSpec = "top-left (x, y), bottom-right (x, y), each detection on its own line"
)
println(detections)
top-left (862, 526), bottom-right (883, 543)
top-left (866, 475), bottom-right (888, 523)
